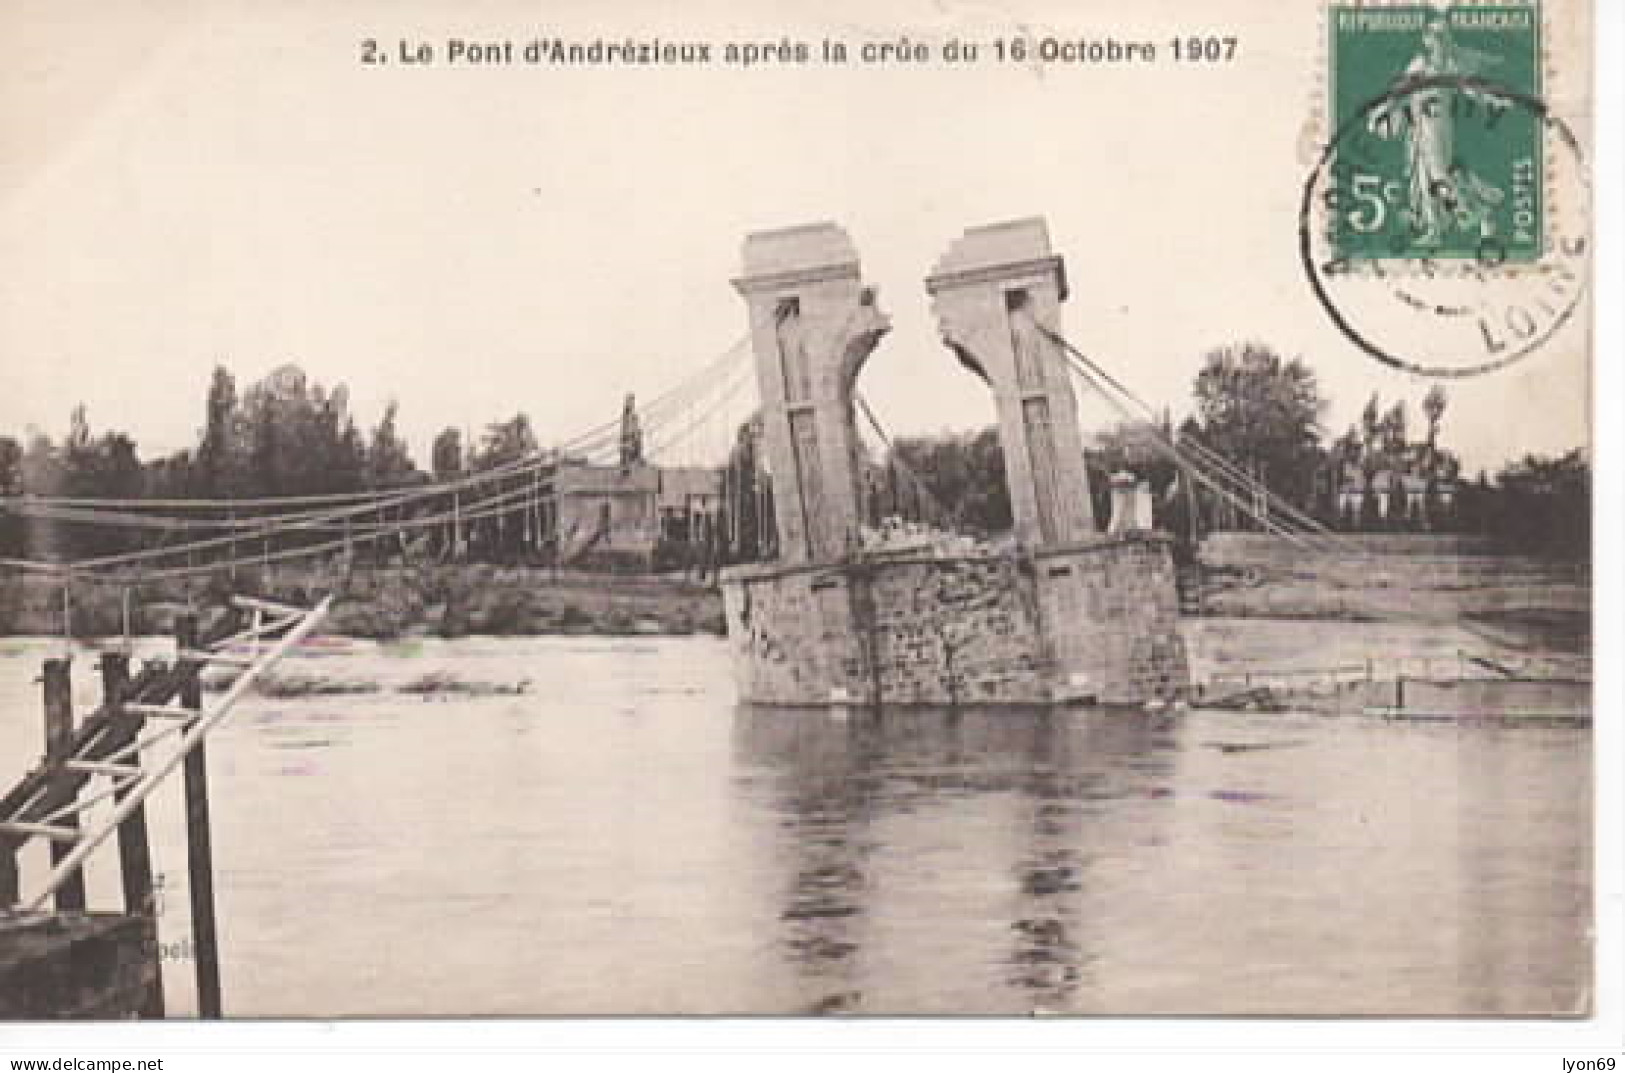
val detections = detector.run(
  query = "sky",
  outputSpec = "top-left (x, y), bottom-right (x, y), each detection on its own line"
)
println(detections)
top-left (0, 0), bottom-right (1593, 478)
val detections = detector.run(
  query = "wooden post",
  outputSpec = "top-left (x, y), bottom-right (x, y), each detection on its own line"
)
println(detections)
top-left (42, 658), bottom-right (87, 912)
top-left (102, 652), bottom-right (164, 1018)
top-left (0, 826), bottom-right (16, 906)
top-left (0, 857), bottom-right (15, 907)
top-left (175, 613), bottom-right (222, 1018)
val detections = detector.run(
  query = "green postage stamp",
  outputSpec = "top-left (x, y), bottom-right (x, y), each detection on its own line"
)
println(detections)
top-left (1329, 3), bottom-right (1542, 262)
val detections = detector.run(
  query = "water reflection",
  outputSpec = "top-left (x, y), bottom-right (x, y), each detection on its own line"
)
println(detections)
top-left (733, 709), bottom-right (879, 1013)
top-left (1454, 727), bottom-right (1593, 1015)
top-left (733, 706), bottom-right (1182, 1013)
top-left (0, 637), bottom-right (1590, 1015)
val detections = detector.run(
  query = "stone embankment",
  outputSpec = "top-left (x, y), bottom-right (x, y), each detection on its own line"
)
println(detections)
top-left (1192, 532), bottom-right (1589, 654)
top-left (0, 564), bottom-right (726, 640)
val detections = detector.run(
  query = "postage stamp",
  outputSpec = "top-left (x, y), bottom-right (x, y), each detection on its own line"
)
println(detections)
top-left (1302, 0), bottom-right (1589, 378)
top-left (1329, 3), bottom-right (1542, 263)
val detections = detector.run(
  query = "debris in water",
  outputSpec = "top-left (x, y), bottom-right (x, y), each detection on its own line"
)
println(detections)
top-left (399, 671), bottom-right (531, 698)
top-left (1201, 741), bottom-right (1306, 754)
top-left (205, 669), bottom-right (380, 697)
top-left (1208, 789), bottom-right (1274, 804)
top-left (1200, 685), bottom-right (1290, 712)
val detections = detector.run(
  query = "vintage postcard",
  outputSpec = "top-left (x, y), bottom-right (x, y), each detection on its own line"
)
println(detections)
top-left (0, 0), bottom-right (1601, 1030)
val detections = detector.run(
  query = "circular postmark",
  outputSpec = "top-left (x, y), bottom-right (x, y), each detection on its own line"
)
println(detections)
top-left (1300, 73), bottom-right (1590, 379)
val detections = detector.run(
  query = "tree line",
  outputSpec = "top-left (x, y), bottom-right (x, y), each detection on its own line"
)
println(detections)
top-left (880, 342), bottom-right (1589, 561)
top-left (0, 363), bottom-right (548, 563)
top-left (0, 348), bottom-right (1591, 567)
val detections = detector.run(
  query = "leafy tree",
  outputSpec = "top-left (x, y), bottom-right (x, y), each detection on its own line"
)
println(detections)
top-left (459, 414), bottom-right (538, 562)
top-left (239, 365), bottom-right (366, 497)
top-left (1326, 424), bottom-right (1363, 523)
top-left (1361, 392), bottom-right (1381, 441)
top-left (65, 405), bottom-right (91, 457)
top-left (196, 366), bottom-right (240, 497)
top-left (1491, 449), bottom-right (1590, 558)
top-left (721, 413), bottom-right (772, 562)
top-left (472, 414), bottom-right (537, 472)
top-left (1453, 470), bottom-right (1494, 535)
top-left (11, 430), bottom-right (65, 559)
top-left (1359, 393), bottom-right (1384, 486)
top-left (1188, 342), bottom-right (1327, 517)
top-left (19, 429), bottom-right (61, 495)
top-left (431, 427), bottom-right (464, 478)
top-left (74, 431), bottom-right (143, 555)
top-left (144, 449), bottom-right (194, 500)
top-left (9, 411), bottom-right (147, 556)
top-left (1379, 400), bottom-right (1408, 462)
top-left (0, 435), bottom-right (23, 556)
top-left (316, 384), bottom-right (366, 493)
top-left (889, 426), bottom-right (1010, 536)
top-left (1420, 385), bottom-right (1449, 528)
top-left (1422, 385), bottom-right (1447, 455)
top-left (0, 436), bottom-right (21, 496)
top-left (366, 400), bottom-right (418, 488)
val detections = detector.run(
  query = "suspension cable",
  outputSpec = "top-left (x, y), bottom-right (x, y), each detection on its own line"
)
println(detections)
top-left (852, 391), bottom-right (955, 529)
top-left (0, 336), bottom-right (750, 575)
top-left (1037, 325), bottom-right (1337, 539)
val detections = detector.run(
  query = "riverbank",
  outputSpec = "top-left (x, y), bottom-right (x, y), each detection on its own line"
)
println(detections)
top-left (0, 564), bottom-right (727, 640)
top-left (1182, 535), bottom-right (1591, 718)
top-left (0, 539), bottom-right (1591, 660)
top-left (1191, 534), bottom-right (1590, 658)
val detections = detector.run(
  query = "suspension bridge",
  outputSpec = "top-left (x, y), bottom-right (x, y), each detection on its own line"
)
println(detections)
top-left (0, 285), bottom-right (1340, 606)
top-left (0, 215), bottom-right (1370, 1018)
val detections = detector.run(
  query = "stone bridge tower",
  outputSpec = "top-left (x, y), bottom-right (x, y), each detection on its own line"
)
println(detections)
top-left (733, 223), bottom-right (891, 564)
top-left (721, 218), bottom-right (1188, 709)
top-left (926, 219), bottom-right (1097, 548)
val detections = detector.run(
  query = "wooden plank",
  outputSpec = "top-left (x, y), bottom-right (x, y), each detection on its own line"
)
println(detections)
top-left (100, 723), bottom-right (186, 765)
top-left (228, 594), bottom-right (306, 618)
top-left (39, 777), bottom-right (128, 823)
top-left (0, 609), bottom-right (235, 857)
top-left (11, 597), bottom-right (322, 999)
top-left (24, 601), bottom-right (326, 907)
top-left (124, 703), bottom-right (194, 719)
top-left (41, 659), bottom-right (86, 912)
top-left (63, 759), bottom-right (142, 779)
top-left (209, 615), bottom-right (297, 651)
top-left (179, 649), bottom-right (256, 667)
top-left (0, 661), bottom-right (171, 846)
top-left (176, 612), bottom-right (222, 1019)
top-left (0, 821), bottom-right (81, 843)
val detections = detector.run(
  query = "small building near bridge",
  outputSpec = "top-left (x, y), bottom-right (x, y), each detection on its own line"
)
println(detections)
top-left (553, 458), bottom-right (722, 568)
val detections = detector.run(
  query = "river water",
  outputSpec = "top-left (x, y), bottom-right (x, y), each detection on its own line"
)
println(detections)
top-left (0, 634), bottom-right (1591, 1016)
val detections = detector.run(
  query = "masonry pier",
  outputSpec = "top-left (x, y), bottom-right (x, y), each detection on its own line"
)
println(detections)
top-left (721, 219), bottom-right (1190, 707)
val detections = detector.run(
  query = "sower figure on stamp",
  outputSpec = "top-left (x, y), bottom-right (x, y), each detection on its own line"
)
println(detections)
top-left (1368, 17), bottom-right (1509, 247)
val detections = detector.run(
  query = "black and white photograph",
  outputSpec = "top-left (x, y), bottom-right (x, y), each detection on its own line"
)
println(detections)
top-left (0, 0), bottom-right (1617, 1064)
